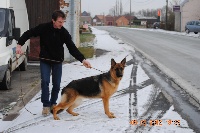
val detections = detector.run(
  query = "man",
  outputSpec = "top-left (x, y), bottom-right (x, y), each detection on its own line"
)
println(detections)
top-left (16, 10), bottom-right (91, 116)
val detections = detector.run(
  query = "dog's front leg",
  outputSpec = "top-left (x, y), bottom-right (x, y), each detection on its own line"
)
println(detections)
top-left (102, 98), bottom-right (116, 118)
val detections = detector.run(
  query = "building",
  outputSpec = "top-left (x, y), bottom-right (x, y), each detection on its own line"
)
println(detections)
top-left (105, 15), bottom-right (114, 26)
top-left (180, 0), bottom-right (200, 32)
top-left (115, 16), bottom-right (129, 26)
top-left (80, 11), bottom-right (92, 25)
top-left (124, 15), bottom-right (135, 25)
top-left (135, 16), bottom-right (157, 27)
top-left (93, 15), bottom-right (106, 26)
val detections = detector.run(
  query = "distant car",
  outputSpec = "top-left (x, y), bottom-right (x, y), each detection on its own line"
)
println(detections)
top-left (153, 22), bottom-right (160, 29)
top-left (185, 20), bottom-right (200, 34)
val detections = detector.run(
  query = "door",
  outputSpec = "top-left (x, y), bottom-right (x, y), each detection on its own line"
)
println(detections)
top-left (195, 21), bottom-right (200, 32)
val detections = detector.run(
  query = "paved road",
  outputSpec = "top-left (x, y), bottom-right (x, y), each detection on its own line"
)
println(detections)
top-left (0, 64), bottom-right (41, 114)
top-left (95, 26), bottom-right (200, 103)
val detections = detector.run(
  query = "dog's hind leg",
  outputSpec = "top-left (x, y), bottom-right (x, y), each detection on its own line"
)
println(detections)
top-left (53, 90), bottom-right (78, 120)
top-left (53, 102), bottom-right (72, 120)
top-left (67, 97), bottom-right (82, 116)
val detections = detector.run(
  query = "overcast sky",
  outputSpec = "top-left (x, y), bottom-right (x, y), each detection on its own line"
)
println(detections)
top-left (81, 0), bottom-right (174, 16)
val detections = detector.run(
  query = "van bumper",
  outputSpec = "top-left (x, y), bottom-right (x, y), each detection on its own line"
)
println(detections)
top-left (0, 65), bottom-right (8, 82)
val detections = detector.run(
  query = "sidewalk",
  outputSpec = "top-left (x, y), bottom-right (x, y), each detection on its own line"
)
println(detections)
top-left (0, 27), bottom-right (195, 133)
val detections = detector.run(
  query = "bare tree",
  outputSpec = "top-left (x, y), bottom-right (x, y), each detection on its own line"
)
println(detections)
top-left (120, 0), bottom-right (123, 15)
top-left (109, 7), bottom-right (115, 16)
top-left (169, 0), bottom-right (183, 7)
top-left (124, 11), bottom-right (135, 16)
top-left (115, 0), bottom-right (118, 16)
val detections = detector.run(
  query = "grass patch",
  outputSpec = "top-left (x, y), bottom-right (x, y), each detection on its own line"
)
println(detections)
top-left (79, 33), bottom-right (95, 59)
top-left (80, 33), bottom-right (95, 43)
top-left (78, 46), bottom-right (94, 59)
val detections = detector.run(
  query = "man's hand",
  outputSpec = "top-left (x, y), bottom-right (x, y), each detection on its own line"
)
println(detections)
top-left (16, 44), bottom-right (23, 55)
top-left (82, 59), bottom-right (92, 68)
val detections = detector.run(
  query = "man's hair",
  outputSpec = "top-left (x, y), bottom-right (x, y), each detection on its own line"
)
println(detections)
top-left (52, 10), bottom-right (65, 21)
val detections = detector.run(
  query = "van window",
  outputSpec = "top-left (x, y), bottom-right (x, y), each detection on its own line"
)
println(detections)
top-left (0, 9), bottom-right (6, 34)
top-left (8, 10), bottom-right (14, 36)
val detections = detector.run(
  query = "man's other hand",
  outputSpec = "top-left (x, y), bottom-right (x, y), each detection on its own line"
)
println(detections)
top-left (16, 44), bottom-right (23, 55)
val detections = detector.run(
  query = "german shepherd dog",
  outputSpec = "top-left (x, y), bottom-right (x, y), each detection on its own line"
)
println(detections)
top-left (53, 58), bottom-right (126, 120)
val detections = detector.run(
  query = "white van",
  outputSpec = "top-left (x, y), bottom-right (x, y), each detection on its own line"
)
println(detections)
top-left (0, 0), bottom-right (30, 89)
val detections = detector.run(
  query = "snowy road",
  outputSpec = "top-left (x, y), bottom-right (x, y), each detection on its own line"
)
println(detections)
top-left (96, 26), bottom-right (200, 106)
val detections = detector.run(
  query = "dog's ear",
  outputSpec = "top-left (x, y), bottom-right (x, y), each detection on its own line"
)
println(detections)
top-left (111, 58), bottom-right (116, 67)
top-left (121, 58), bottom-right (126, 66)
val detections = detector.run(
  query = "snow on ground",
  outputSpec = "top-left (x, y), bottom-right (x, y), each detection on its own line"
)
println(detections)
top-left (0, 27), bottom-right (196, 133)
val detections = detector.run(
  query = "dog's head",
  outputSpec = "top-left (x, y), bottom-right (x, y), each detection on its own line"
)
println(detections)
top-left (110, 58), bottom-right (126, 79)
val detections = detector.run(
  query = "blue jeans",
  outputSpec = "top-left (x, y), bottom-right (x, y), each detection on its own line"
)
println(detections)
top-left (40, 61), bottom-right (62, 107)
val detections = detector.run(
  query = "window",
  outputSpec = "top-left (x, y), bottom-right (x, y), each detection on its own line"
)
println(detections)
top-left (195, 21), bottom-right (200, 26)
top-left (0, 9), bottom-right (6, 34)
top-left (8, 10), bottom-right (15, 36)
top-left (191, 21), bottom-right (195, 25)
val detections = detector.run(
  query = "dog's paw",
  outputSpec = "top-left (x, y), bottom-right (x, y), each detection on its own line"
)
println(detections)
top-left (110, 112), bottom-right (114, 115)
top-left (108, 114), bottom-right (116, 118)
top-left (67, 110), bottom-right (79, 116)
top-left (54, 116), bottom-right (60, 120)
top-left (106, 112), bottom-right (116, 118)
top-left (71, 112), bottom-right (79, 116)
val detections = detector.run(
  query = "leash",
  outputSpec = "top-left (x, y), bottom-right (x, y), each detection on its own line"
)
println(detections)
top-left (16, 55), bottom-right (36, 115)
top-left (70, 64), bottom-right (105, 73)
top-left (28, 54), bottom-right (106, 73)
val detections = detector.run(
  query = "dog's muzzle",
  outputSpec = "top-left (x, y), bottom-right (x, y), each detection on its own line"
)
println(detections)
top-left (116, 69), bottom-right (123, 77)
top-left (116, 74), bottom-right (123, 77)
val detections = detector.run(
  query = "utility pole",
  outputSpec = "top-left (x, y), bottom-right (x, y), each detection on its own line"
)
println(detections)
top-left (114, 6), bottom-right (115, 26)
top-left (80, 0), bottom-right (81, 16)
top-left (103, 12), bottom-right (105, 26)
top-left (165, 0), bottom-right (168, 30)
top-left (130, 0), bottom-right (131, 27)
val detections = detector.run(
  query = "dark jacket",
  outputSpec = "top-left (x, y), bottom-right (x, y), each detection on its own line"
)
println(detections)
top-left (18, 22), bottom-right (85, 63)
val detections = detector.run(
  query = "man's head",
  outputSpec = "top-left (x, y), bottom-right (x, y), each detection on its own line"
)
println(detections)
top-left (52, 10), bottom-right (66, 29)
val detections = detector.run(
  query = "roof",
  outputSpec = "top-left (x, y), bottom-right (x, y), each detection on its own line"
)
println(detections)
top-left (105, 15), bottom-right (114, 21)
top-left (124, 15), bottom-right (135, 20)
top-left (135, 16), bottom-right (157, 20)
top-left (81, 11), bottom-right (91, 16)
top-left (96, 15), bottom-right (104, 20)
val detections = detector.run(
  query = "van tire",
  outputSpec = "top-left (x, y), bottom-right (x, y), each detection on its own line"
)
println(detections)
top-left (194, 32), bottom-right (198, 34)
top-left (19, 50), bottom-right (28, 71)
top-left (0, 65), bottom-right (11, 90)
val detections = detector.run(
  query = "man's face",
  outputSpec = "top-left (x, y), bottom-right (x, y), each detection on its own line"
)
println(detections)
top-left (52, 17), bottom-right (65, 29)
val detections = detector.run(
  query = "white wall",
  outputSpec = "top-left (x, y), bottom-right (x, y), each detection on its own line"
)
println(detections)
top-left (181, 0), bottom-right (200, 31)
